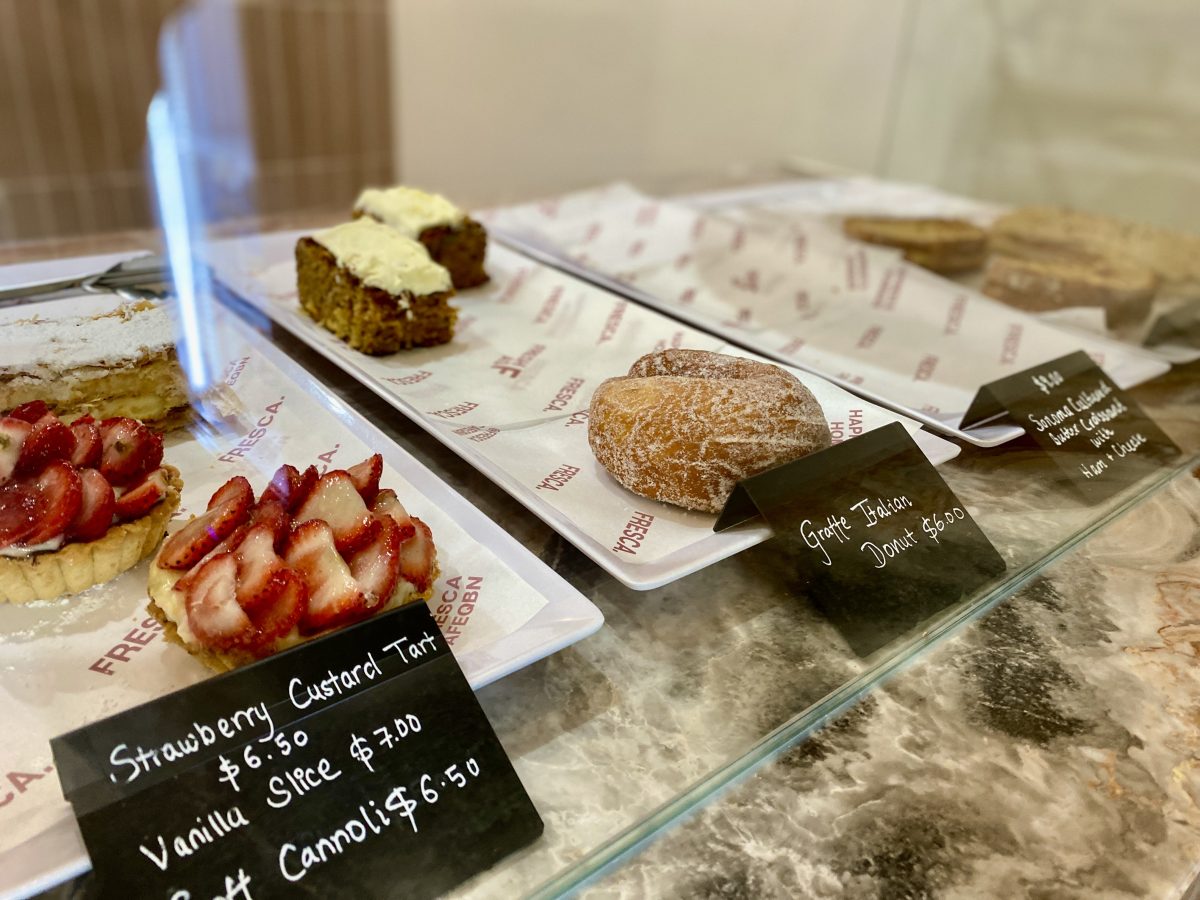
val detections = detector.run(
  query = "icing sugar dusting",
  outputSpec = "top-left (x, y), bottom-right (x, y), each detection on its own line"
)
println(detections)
top-left (588, 349), bottom-right (832, 513)
top-left (2, 300), bottom-right (176, 372)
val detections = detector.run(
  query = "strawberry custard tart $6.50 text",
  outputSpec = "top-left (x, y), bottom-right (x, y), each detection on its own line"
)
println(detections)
top-left (146, 453), bottom-right (438, 671)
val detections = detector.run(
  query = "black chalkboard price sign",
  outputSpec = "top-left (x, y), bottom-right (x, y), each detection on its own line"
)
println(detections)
top-left (716, 422), bottom-right (1006, 657)
top-left (50, 603), bottom-right (542, 899)
top-left (965, 351), bottom-right (1179, 503)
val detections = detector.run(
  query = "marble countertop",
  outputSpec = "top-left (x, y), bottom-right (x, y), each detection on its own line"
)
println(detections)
top-left (585, 464), bottom-right (1200, 899)
top-left (297, 329), bottom-right (1199, 899)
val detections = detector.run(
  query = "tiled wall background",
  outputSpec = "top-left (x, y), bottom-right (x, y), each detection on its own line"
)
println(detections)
top-left (0, 0), bottom-right (391, 244)
top-left (0, 0), bottom-right (185, 242)
top-left (1, 0), bottom-right (1197, 243)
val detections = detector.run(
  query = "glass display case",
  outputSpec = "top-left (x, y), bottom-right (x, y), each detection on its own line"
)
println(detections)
top-left (2, 2), bottom-right (1198, 897)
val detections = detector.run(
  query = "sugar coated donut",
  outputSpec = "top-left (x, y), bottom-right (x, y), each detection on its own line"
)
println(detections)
top-left (587, 349), bottom-right (832, 513)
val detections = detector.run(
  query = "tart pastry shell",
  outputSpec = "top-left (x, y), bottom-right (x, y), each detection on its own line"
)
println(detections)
top-left (0, 465), bottom-right (183, 604)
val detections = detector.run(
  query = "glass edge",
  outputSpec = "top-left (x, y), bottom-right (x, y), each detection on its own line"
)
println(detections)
top-left (526, 454), bottom-right (1198, 899)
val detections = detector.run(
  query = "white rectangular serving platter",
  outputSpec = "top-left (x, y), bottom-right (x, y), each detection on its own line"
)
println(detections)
top-left (483, 184), bottom-right (1173, 448)
top-left (207, 232), bottom-right (960, 592)
top-left (680, 176), bottom-right (1200, 366)
top-left (0, 291), bottom-right (602, 900)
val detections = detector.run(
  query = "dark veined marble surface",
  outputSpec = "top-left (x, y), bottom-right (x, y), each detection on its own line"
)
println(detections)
top-left (586, 466), bottom-right (1200, 899)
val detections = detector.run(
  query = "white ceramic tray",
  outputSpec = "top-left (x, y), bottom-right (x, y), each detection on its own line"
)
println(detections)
top-left (680, 176), bottom-right (1200, 366)
top-left (207, 232), bottom-right (959, 592)
top-left (483, 184), bottom-right (1173, 448)
top-left (0, 293), bottom-right (602, 898)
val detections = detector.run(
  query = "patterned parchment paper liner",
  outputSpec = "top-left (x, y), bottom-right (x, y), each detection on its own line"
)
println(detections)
top-left (479, 183), bottom-right (1170, 431)
top-left (0, 305), bottom-right (547, 858)
top-left (681, 175), bottom-right (1200, 366)
top-left (210, 234), bottom-right (956, 578)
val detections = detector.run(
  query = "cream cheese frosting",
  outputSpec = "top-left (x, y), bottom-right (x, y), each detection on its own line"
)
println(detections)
top-left (312, 219), bottom-right (452, 298)
top-left (355, 186), bottom-right (465, 239)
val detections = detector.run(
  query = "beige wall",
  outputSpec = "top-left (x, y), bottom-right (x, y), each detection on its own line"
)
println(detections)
top-left (883, 0), bottom-right (1200, 230)
top-left (389, 0), bottom-right (910, 208)
top-left (390, 0), bottom-right (1200, 229)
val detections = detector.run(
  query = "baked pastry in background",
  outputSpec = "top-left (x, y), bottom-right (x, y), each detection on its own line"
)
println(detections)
top-left (588, 349), bottom-right (832, 513)
top-left (982, 254), bottom-right (1156, 328)
top-left (355, 185), bottom-right (489, 289)
top-left (295, 218), bottom-right (458, 355)
top-left (990, 205), bottom-right (1200, 288)
top-left (147, 454), bottom-right (437, 671)
top-left (1, 300), bottom-right (190, 429)
top-left (842, 216), bottom-right (988, 274)
top-left (0, 402), bottom-right (180, 603)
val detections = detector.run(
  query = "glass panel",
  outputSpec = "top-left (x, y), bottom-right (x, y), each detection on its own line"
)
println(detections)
top-left (1, 2), bottom-right (1196, 897)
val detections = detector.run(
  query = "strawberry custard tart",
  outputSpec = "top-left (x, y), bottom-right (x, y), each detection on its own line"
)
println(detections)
top-left (0, 401), bottom-right (181, 603)
top-left (147, 454), bottom-right (437, 671)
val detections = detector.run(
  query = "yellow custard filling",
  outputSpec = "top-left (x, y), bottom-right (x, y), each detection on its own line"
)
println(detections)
top-left (0, 354), bottom-right (189, 426)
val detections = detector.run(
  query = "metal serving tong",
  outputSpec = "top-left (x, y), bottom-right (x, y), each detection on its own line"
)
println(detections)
top-left (0, 254), bottom-right (171, 309)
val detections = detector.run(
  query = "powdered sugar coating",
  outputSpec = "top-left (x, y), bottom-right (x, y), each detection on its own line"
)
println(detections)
top-left (588, 349), bottom-right (832, 513)
top-left (1, 301), bottom-right (176, 375)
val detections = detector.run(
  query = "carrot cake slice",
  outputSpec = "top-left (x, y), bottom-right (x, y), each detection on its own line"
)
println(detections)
top-left (295, 218), bottom-right (457, 355)
top-left (0, 300), bottom-right (190, 429)
top-left (354, 185), bottom-right (489, 289)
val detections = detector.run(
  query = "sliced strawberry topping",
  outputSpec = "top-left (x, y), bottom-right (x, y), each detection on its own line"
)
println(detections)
top-left (11, 462), bottom-right (83, 548)
top-left (207, 475), bottom-right (253, 511)
top-left (16, 413), bottom-right (74, 475)
top-left (348, 512), bottom-right (402, 608)
top-left (68, 418), bottom-right (102, 468)
top-left (185, 552), bottom-right (253, 648)
top-left (246, 569), bottom-right (307, 653)
top-left (347, 454), bottom-right (383, 505)
top-left (371, 488), bottom-right (417, 542)
top-left (257, 464), bottom-right (318, 513)
top-left (99, 417), bottom-right (156, 486)
top-left (70, 469), bottom-right (117, 542)
top-left (398, 517), bottom-right (435, 593)
top-left (172, 524), bottom-right (248, 593)
top-left (0, 418), bottom-right (32, 484)
top-left (258, 464), bottom-right (299, 508)
top-left (249, 498), bottom-right (290, 550)
top-left (114, 466), bottom-right (168, 521)
top-left (158, 489), bottom-right (252, 570)
top-left (0, 480), bottom-right (39, 549)
top-left (145, 430), bottom-right (164, 473)
top-left (285, 519), bottom-right (368, 635)
top-left (8, 400), bottom-right (50, 424)
top-left (171, 497), bottom-right (290, 593)
top-left (291, 465), bottom-right (318, 511)
top-left (294, 470), bottom-right (377, 555)
top-left (234, 523), bottom-right (289, 617)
